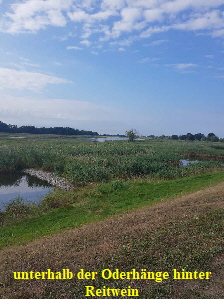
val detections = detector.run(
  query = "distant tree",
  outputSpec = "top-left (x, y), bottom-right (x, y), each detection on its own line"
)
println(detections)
top-left (0, 121), bottom-right (9, 132)
top-left (207, 133), bottom-right (219, 142)
top-left (210, 135), bottom-right (219, 142)
top-left (171, 135), bottom-right (178, 140)
top-left (125, 129), bottom-right (138, 142)
top-left (194, 133), bottom-right (205, 141)
top-left (207, 132), bottom-right (216, 137)
top-left (0, 120), bottom-right (99, 136)
top-left (179, 134), bottom-right (187, 140)
top-left (186, 133), bottom-right (195, 141)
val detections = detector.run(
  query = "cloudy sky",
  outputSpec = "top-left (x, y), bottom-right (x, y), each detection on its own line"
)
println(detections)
top-left (1, 0), bottom-right (224, 136)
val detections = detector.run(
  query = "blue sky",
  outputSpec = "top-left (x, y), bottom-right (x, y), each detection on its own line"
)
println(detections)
top-left (1, 0), bottom-right (224, 136)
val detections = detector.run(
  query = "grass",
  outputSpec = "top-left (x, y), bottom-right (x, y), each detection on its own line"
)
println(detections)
top-left (1, 170), bottom-right (224, 249)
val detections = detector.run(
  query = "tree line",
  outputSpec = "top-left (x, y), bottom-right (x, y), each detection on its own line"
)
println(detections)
top-left (170, 132), bottom-right (221, 142)
top-left (0, 121), bottom-right (99, 136)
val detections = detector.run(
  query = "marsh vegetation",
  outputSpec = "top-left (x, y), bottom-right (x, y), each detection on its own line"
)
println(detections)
top-left (1, 137), bottom-right (224, 184)
top-left (1, 136), bottom-right (224, 239)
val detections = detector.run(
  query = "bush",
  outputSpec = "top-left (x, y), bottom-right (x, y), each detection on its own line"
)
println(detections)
top-left (4, 196), bottom-right (31, 218)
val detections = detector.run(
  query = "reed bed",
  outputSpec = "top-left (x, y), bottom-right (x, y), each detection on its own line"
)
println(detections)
top-left (0, 138), bottom-right (223, 184)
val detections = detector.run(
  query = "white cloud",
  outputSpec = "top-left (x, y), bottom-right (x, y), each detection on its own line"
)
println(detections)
top-left (140, 25), bottom-right (170, 38)
top-left (174, 63), bottom-right (198, 69)
top-left (111, 7), bottom-right (144, 37)
top-left (138, 57), bottom-right (161, 63)
top-left (165, 63), bottom-right (198, 73)
top-left (0, 68), bottom-right (71, 91)
top-left (205, 55), bottom-right (214, 58)
top-left (109, 36), bottom-right (137, 46)
top-left (144, 8), bottom-right (163, 22)
top-left (149, 39), bottom-right (167, 46)
top-left (67, 6), bottom-right (118, 25)
top-left (67, 10), bottom-right (90, 22)
top-left (0, 95), bottom-right (114, 124)
top-left (0, 94), bottom-right (148, 134)
top-left (172, 10), bottom-right (224, 31)
top-left (23, 62), bottom-right (40, 67)
top-left (1, 0), bottom-right (224, 45)
top-left (80, 39), bottom-right (92, 46)
top-left (4, 60), bottom-right (40, 70)
top-left (215, 75), bottom-right (224, 78)
top-left (211, 28), bottom-right (224, 37)
top-left (91, 51), bottom-right (98, 55)
top-left (19, 56), bottom-right (29, 61)
top-left (1, 0), bottom-right (73, 33)
top-left (53, 62), bottom-right (63, 66)
top-left (53, 32), bottom-right (76, 41)
top-left (118, 47), bottom-right (126, 51)
top-left (66, 46), bottom-right (83, 50)
top-left (101, 0), bottom-right (126, 11)
top-left (138, 57), bottom-right (150, 63)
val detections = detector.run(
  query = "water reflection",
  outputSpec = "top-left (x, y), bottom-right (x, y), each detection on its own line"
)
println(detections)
top-left (85, 137), bottom-right (128, 142)
top-left (180, 159), bottom-right (198, 166)
top-left (0, 173), bottom-right (53, 211)
top-left (83, 137), bottom-right (145, 142)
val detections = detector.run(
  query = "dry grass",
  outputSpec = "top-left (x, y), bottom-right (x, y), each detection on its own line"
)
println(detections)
top-left (0, 183), bottom-right (224, 298)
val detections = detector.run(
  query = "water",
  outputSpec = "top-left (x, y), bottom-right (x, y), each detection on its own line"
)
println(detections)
top-left (86, 137), bottom-right (128, 142)
top-left (84, 137), bottom-right (145, 142)
top-left (180, 159), bottom-right (198, 166)
top-left (0, 172), bottom-right (53, 211)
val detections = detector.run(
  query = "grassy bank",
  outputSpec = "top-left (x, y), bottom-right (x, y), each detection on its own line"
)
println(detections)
top-left (1, 170), bottom-right (224, 249)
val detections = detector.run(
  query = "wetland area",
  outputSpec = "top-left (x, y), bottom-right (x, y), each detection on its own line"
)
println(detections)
top-left (1, 135), bottom-right (224, 299)
top-left (0, 136), bottom-right (224, 212)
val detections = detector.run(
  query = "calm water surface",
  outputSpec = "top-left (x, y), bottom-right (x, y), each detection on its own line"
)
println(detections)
top-left (0, 173), bottom-right (53, 211)
top-left (180, 159), bottom-right (198, 166)
top-left (84, 137), bottom-right (145, 142)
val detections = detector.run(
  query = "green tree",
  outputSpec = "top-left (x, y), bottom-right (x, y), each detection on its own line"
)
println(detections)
top-left (186, 132), bottom-right (195, 141)
top-left (125, 129), bottom-right (138, 142)
top-left (207, 133), bottom-right (219, 142)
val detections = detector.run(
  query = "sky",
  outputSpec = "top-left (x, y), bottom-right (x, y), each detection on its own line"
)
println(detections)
top-left (0, 0), bottom-right (224, 137)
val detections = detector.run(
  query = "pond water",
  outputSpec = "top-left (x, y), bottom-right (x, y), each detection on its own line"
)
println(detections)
top-left (85, 136), bottom-right (128, 142)
top-left (0, 172), bottom-right (53, 211)
top-left (83, 137), bottom-right (145, 142)
top-left (180, 159), bottom-right (198, 166)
